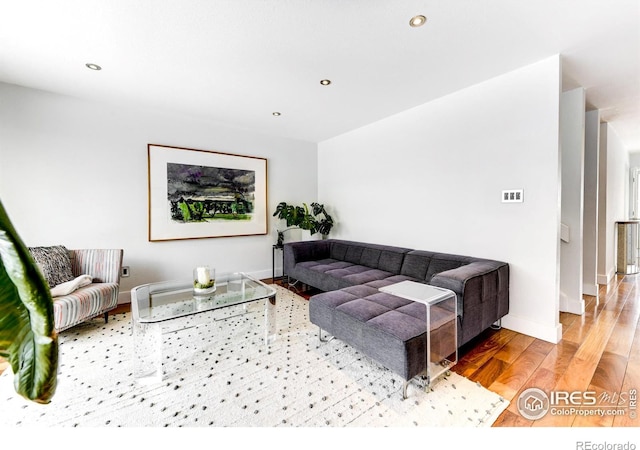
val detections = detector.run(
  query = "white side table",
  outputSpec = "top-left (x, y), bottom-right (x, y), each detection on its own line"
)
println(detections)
top-left (379, 281), bottom-right (458, 392)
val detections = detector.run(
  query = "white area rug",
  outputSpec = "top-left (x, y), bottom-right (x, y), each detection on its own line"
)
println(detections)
top-left (0, 285), bottom-right (508, 427)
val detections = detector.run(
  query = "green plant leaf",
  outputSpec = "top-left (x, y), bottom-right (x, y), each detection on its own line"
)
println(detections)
top-left (0, 200), bottom-right (58, 404)
top-left (272, 202), bottom-right (286, 218)
top-left (272, 201), bottom-right (334, 236)
top-left (310, 203), bottom-right (333, 235)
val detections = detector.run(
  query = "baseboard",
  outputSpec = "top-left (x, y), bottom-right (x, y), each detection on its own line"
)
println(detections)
top-left (117, 290), bottom-right (131, 305)
top-left (501, 313), bottom-right (562, 344)
top-left (559, 291), bottom-right (585, 315)
top-left (582, 283), bottom-right (599, 297)
top-left (597, 268), bottom-right (616, 286)
top-left (250, 269), bottom-right (276, 282)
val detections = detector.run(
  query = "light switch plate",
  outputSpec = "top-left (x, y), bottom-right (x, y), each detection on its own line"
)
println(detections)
top-left (502, 189), bottom-right (524, 203)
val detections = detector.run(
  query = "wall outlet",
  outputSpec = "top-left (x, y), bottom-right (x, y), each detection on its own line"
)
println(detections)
top-left (502, 189), bottom-right (524, 203)
top-left (121, 266), bottom-right (130, 277)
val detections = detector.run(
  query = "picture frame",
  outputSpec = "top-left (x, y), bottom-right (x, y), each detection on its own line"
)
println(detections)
top-left (148, 144), bottom-right (268, 241)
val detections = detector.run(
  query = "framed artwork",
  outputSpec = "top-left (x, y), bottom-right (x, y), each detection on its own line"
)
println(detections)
top-left (148, 144), bottom-right (268, 241)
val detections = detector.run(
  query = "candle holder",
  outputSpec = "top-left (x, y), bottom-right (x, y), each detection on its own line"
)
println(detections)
top-left (193, 266), bottom-right (216, 296)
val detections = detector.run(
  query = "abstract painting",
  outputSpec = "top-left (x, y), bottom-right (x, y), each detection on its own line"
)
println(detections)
top-left (148, 144), bottom-right (267, 241)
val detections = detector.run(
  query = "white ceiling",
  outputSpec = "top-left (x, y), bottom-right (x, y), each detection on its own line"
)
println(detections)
top-left (1, 0), bottom-right (639, 148)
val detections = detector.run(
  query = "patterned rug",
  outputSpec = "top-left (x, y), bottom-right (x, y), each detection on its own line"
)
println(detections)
top-left (0, 285), bottom-right (508, 427)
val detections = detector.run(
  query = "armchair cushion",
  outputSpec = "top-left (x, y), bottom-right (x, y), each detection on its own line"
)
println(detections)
top-left (52, 283), bottom-right (119, 332)
top-left (29, 245), bottom-right (75, 288)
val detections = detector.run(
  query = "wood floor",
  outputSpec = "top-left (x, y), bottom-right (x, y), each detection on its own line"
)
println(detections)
top-left (1, 274), bottom-right (637, 428)
top-left (454, 273), bottom-right (639, 427)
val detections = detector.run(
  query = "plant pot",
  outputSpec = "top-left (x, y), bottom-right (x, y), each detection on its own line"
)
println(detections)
top-left (301, 231), bottom-right (320, 241)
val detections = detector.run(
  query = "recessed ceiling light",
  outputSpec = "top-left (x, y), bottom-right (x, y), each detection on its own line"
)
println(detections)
top-left (409, 15), bottom-right (427, 27)
top-left (85, 63), bottom-right (102, 71)
top-left (320, 79), bottom-right (331, 86)
top-left (272, 112), bottom-right (281, 116)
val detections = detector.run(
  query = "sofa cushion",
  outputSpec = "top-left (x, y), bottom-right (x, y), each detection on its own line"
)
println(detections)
top-left (341, 284), bottom-right (379, 297)
top-left (343, 268), bottom-right (395, 285)
top-left (292, 259), bottom-right (356, 291)
top-left (378, 250), bottom-right (406, 273)
top-left (364, 275), bottom-right (417, 289)
top-left (29, 245), bottom-right (75, 288)
top-left (426, 254), bottom-right (471, 281)
top-left (326, 240), bottom-right (411, 272)
top-left (364, 291), bottom-right (415, 311)
top-left (367, 309), bottom-right (426, 342)
top-left (399, 251), bottom-right (474, 282)
top-left (337, 298), bottom-right (391, 322)
top-left (326, 265), bottom-right (369, 278)
top-left (400, 251), bottom-right (434, 280)
top-left (329, 241), bottom-right (350, 260)
top-left (298, 259), bottom-right (351, 272)
top-left (344, 245), bottom-right (365, 264)
top-left (360, 248), bottom-right (381, 268)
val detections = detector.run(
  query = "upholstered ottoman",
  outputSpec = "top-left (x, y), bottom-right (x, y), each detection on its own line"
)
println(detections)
top-left (309, 285), bottom-right (431, 383)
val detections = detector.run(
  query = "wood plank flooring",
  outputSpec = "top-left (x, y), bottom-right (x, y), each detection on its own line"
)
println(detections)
top-left (1, 274), bottom-right (637, 428)
top-left (454, 273), bottom-right (639, 427)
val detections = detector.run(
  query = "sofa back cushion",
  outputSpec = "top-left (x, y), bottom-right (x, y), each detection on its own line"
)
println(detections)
top-left (328, 240), bottom-right (410, 273)
top-left (344, 245), bottom-right (364, 264)
top-left (329, 241), bottom-right (350, 261)
top-left (378, 250), bottom-right (407, 273)
top-left (401, 250), bottom-right (474, 282)
top-left (426, 254), bottom-right (473, 281)
top-left (400, 251), bottom-right (434, 280)
top-left (361, 248), bottom-right (381, 268)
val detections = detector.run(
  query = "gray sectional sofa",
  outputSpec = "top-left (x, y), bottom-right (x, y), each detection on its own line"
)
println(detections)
top-left (284, 239), bottom-right (509, 397)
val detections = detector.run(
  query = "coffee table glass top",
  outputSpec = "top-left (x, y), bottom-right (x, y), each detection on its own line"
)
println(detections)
top-left (132, 272), bottom-right (276, 324)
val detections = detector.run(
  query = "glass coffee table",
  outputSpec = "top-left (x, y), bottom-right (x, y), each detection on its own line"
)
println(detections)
top-left (131, 272), bottom-right (277, 384)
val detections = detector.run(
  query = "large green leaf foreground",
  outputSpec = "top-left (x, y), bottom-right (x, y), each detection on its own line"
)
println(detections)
top-left (0, 200), bottom-right (58, 403)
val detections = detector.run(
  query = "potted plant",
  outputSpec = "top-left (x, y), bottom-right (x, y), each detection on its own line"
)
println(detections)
top-left (272, 202), bottom-right (334, 247)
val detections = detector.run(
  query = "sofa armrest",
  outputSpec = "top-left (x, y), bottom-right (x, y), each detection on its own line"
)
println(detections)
top-left (429, 260), bottom-right (509, 318)
top-left (284, 240), bottom-right (330, 275)
top-left (70, 249), bottom-right (124, 284)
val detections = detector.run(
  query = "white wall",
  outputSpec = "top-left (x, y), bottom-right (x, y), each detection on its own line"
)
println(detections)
top-left (629, 153), bottom-right (640, 220)
top-left (0, 82), bottom-right (318, 302)
top-left (318, 56), bottom-right (563, 343)
top-left (559, 87), bottom-right (586, 315)
top-left (597, 123), bottom-right (630, 281)
top-left (629, 153), bottom-right (640, 168)
top-left (598, 125), bottom-right (609, 283)
top-left (583, 110), bottom-right (600, 297)
top-left (608, 124), bottom-right (631, 274)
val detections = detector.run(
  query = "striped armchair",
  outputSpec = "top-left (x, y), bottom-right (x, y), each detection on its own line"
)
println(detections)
top-left (52, 249), bottom-right (124, 332)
